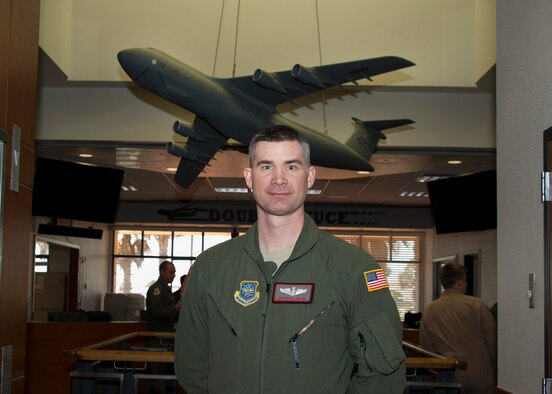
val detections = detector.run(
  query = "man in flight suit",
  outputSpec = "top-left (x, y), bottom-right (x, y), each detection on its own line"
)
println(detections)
top-left (146, 260), bottom-right (181, 393)
top-left (175, 125), bottom-right (406, 393)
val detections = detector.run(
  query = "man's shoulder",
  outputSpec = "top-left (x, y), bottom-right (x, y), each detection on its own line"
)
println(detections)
top-left (147, 279), bottom-right (165, 293)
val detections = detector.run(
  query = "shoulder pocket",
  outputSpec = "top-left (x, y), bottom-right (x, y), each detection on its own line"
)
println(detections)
top-left (356, 312), bottom-right (405, 374)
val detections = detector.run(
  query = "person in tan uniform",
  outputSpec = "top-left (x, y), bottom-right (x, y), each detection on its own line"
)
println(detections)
top-left (419, 263), bottom-right (496, 394)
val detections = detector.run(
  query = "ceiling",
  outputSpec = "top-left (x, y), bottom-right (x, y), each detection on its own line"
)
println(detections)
top-left (35, 132), bottom-right (496, 208)
top-left (35, 1), bottom-right (497, 209)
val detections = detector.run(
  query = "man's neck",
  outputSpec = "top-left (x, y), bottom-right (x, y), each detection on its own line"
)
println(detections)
top-left (257, 210), bottom-right (304, 252)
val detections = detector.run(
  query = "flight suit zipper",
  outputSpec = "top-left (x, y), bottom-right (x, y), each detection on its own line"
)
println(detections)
top-left (288, 301), bottom-right (335, 369)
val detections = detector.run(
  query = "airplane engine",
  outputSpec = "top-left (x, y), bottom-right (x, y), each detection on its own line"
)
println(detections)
top-left (166, 141), bottom-right (198, 161)
top-left (291, 64), bottom-right (325, 89)
top-left (173, 120), bottom-right (206, 142)
top-left (252, 69), bottom-right (287, 93)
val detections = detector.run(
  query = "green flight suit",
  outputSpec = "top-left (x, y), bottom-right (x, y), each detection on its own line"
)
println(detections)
top-left (175, 214), bottom-right (405, 393)
top-left (146, 278), bottom-right (177, 332)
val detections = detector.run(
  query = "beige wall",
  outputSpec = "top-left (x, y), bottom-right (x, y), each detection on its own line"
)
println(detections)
top-left (497, 1), bottom-right (551, 392)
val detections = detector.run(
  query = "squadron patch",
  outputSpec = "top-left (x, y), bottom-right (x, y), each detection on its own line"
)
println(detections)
top-left (363, 269), bottom-right (389, 292)
top-left (153, 288), bottom-right (161, 296)
top-left (234, 281), bottom-right (260, 307)
top-left (273, 283), bottom-right (314, 303)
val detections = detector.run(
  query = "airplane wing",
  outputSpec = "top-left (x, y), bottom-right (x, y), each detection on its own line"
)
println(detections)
top-left (166, 117), bottom-right (228, 188)
top-left (225, 56), bottom-right (414, 107)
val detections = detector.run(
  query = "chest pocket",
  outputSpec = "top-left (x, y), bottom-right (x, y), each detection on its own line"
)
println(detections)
top-left (208, 289), bottom-right (244, 338)
top-left (285, 292), bottom-right (337, 340)
top-left (353, 311), bottom-right (405, 374)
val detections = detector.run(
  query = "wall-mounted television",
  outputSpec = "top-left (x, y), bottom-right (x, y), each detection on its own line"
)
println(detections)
top-left (32, 157), bottom-right (124, 224)
top-left (427, 170), bottom-right (497, 234)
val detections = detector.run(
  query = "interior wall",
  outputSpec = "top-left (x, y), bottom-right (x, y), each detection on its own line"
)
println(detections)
top-left (430, 229), bottom-right (497, 308)
top-left (496, 1), bottom-right (551, 392)
top-left (38, 0), bottom-right (495, 87)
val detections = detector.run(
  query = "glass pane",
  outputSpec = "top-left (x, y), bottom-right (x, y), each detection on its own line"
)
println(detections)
top-left (361, 236), bottom-right (390, 261)
top-left (143, 230), bottom-right (172, 256)
top-left (334, 234), bottom-right (360, 247)
top-left (35, 240), bottom-right (49, 255)
top-left (203, 232), bottom-right (232, 251)
top-left (380, 262), bottom-right (420, 317)
top-left (114, 230), bottom-right (143, 255)
top-left (391, 236), bottom-right (420, 261)
top-left (113, 257), bottom-right (170, 297)
top-left (173, 231), bottom-right (202, 257)
top-left (172, 259), bottom-right (193, 281)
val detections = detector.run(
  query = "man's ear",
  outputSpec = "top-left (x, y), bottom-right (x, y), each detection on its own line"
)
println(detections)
top-left (244, 168), bottom-right (252, 188)
top-left (307, 166), bottom-right (316, 188)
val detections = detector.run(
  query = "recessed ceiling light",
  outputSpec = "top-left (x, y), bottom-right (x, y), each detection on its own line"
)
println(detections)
top-left (79, 153), bottom-right (93, 158)
top-left (415, 175), bottom-right (450, 183)
top-left (214, 187), bottom-right (249, 193)
top-left (121, 185), bottom-right (139, 192)
top-left (448, 160), bottom-right (462, 165)
top-left (356, 171), bottom-right (371, 175)
top-left (307, 189), bottom-right (322, 195)
top-left (166, 167), bottom-right (177, 172)
top-left (399, 191), bottom-right (429, 198)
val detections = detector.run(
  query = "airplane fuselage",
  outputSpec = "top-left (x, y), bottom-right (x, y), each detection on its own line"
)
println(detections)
top-left (118, 48), bottom-right (374, 171)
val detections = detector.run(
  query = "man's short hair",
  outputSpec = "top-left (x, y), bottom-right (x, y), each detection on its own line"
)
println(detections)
top-left (248, 125), bottom-right (311, 167)
top-left (159, 260), bottom-right (173, 272)
top-left (439, 263), bottom-right (467, 289)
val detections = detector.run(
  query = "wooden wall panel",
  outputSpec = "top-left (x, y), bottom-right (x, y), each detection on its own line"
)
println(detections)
top-left (6, 0), bottom-right (39, 148)
top-left (0, 0), bottom-right (10, 128)
top-left (0, 0), bottom-right (40, 392)
top-left (0, 182), bottom-right (33, 387)
top-left (26, 322), bottom-right (147, 394)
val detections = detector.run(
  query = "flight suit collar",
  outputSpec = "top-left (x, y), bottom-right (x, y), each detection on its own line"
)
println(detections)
top-left (243, 213), bottom-right (320, 263)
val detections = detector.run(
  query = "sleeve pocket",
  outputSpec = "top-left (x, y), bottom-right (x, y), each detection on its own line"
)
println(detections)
top-left (358, 312), bottom-right (405, 374)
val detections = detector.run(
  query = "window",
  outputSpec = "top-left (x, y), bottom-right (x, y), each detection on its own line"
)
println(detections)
top-left (112, 229), bottom-right (232, 297)
top-left (112, 228), bottom-right (422, 317)
top-left (34, 239), bottom-right (49, 273)
top-left (334, 233), bottom-right (422, 318)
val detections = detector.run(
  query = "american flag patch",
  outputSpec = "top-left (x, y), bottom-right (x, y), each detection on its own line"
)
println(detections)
top-left (364, 269), bottom-right (389, 292)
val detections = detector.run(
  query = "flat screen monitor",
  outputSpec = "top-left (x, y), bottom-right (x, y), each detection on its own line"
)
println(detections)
top-left (427, 170), bottom-right (497, 234)
top-left (32, 157), bottom-right (124, 224)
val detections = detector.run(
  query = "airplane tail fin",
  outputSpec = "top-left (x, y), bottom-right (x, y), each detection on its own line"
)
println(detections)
top-left (346, 117), bottom-right (414, 162)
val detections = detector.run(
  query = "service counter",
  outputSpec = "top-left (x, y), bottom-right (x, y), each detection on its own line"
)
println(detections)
top-left (26, 321), bottom-right (146, 394)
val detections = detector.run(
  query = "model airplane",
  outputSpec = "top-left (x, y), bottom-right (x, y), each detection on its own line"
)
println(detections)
top-left (118, 48), bottom-right (415, 188)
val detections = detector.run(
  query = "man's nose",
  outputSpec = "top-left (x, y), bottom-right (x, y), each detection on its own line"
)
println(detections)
top-left (272, 167), bottom-right (287, 184)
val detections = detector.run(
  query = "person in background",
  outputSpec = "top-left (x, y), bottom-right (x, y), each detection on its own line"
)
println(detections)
top-left (145, 260), bottom-right (181, 393)
top-left (173, 274), bottom-right (187, 304)
top-left (419, 263), bottom-right (496, 394)
top-left (146, 260), bottom-right (181, 332)
top-left (174, 125), bottom-right (405, 393)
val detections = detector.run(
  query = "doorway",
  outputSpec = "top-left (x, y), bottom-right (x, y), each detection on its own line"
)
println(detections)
top-left (32, 237), bottom-right (80, 321)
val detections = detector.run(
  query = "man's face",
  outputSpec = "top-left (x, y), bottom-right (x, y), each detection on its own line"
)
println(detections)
top-left (244, 140), bottom-right (315, 218)
top-left (160, 263), bottom-right (176, 285)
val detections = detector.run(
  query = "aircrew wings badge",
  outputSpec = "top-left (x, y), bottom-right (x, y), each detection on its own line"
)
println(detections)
top-left (363, 269), bottom-right (389, 292)
top-left (234, 281), bottom-right (260, 307)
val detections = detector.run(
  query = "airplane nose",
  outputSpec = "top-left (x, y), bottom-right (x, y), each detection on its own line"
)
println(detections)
top-left (117, 49), bottom-right (151, 81)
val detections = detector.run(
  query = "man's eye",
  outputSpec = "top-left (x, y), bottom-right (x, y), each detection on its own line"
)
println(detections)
top-left (287, 165), bottom-right (297, 171)
top-left (261, 165), bottom-right (271, 170)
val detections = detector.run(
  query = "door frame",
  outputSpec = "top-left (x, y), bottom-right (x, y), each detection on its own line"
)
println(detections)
top-left (543, 126), bottom-right (552, 377)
